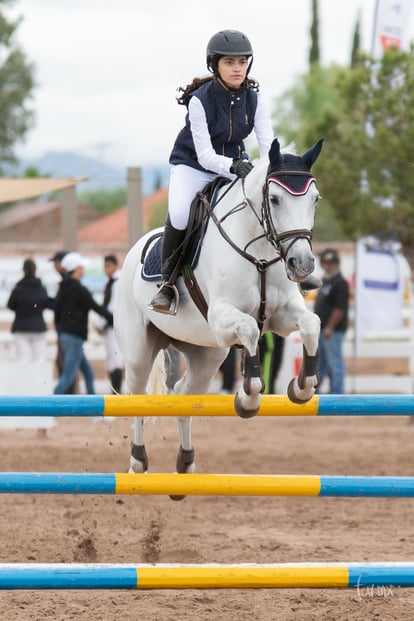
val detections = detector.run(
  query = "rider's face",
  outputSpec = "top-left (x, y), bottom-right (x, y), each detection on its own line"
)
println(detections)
top-left (217, 55), bottom-right (249, 89)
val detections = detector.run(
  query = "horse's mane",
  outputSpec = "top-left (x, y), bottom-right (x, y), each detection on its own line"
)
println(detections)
top-left (282, 141), bottom-right (297, 155)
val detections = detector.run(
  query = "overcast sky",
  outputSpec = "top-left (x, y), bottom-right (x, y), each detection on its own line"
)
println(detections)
top-left (7, 0), bottom-right (413, 168)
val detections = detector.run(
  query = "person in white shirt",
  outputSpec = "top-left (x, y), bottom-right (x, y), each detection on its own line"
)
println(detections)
top-left (149, 29), bottom-right (274, 314)
top-left (95, 255), bottom-right (124, 394)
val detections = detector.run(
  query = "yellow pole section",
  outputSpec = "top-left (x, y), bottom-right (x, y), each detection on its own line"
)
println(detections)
top-left (136, 565), bottom-right (349, 588)
top-left (115, 473), bottom-right (321, 496)
top-left (104, 394), bottom-right (319, 417)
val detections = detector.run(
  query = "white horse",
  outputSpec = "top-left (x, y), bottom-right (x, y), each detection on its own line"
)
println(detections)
top-left (115, 138), bottom-right (323, 489)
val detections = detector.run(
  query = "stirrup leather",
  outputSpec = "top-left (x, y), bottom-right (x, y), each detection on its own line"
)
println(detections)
top-left (148, 282), bottom-right (180, 315)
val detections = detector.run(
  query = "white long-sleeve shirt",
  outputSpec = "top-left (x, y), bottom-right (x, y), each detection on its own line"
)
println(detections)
top-left (188, 92), bottom-right (274, 175)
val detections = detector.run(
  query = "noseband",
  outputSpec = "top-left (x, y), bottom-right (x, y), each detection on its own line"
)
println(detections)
top-left (262, 170), bottom-right (316, 259)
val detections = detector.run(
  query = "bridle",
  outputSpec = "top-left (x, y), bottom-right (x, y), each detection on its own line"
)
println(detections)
top-left (198, 170), bottom-right (317, 334)
top-left (261, 170), bottom-right (316, 260)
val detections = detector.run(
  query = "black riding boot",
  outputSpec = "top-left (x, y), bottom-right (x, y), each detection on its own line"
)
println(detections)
top-left (109, 368), bottom-right (123, 394)
top-left (149, 219), bottom-right (187, 314)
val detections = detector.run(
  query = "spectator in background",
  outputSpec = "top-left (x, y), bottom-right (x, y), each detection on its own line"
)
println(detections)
top-left (314, 248), bottom-right (349, 394)
top-left (7, 258), bottom-right (49, 362)
top-left (49, 250), bottom-right (78, 394)
top-left (95, 254), bottom-right (124, 394)
top-left (258, 332), bottom-right (285, 394)
top-left (53, 252), bottom-right (113, 395)
top-left (49, 250), bottom-right (68, 278)
top-left (219, 347), bottom-right (238, 394)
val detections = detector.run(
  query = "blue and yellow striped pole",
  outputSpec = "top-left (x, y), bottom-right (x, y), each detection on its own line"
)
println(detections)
top-left (0, 563), bottom-right (413, 589)
top-left (0, 394), bottom-right (413, 416)
top-left (0, 473), bottom-right (413, 496)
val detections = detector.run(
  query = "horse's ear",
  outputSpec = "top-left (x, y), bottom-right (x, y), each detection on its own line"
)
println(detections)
top-left (268, 138), bottom-right (282, 170)
top-left (302, 138), bottom-right (324, 170)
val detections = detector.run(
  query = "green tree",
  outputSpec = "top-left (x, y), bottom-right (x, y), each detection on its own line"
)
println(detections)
top-left (146, 197), bottom-right (168, 231)
top-left (307, 47), bottom-right (414, 268)
top-left (0, 1), bottom-right (35, 171)
top-left (79, 187), bottom-right (126, 214)
top-left (309, 0), bottom-right (320, 66)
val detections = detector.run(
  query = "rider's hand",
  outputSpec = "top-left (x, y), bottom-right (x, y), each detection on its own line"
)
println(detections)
top-left (230, 158), bottom-right (253, 178)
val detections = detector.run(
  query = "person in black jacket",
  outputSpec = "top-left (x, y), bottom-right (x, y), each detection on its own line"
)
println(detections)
top-left (53, 252), bottom-right (113, 395)
top-left (7, 258), bottom-right (49, 362)
top-left (49, 249), bottom-right (77, 394)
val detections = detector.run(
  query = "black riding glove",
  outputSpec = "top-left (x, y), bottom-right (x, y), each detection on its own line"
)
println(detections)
top-left (230, 158), bottom-right (253, 178)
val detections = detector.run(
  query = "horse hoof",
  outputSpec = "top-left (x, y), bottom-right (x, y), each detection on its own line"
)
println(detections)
top-left (287, 379), bottom-right (312, 404)
top-left (234, 394), bottom-right (259, 419)
top-left (169, 447), bottom-right (195, 501)
top-left (169, 494), bottom-right (185, 501)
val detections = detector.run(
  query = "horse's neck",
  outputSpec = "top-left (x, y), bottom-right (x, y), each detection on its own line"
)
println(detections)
top-left (214, 179), bottom-right (269, 257)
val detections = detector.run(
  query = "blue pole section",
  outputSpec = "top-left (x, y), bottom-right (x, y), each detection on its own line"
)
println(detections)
top-left (0, 565), bottom-right (138, 589)
top-left (0, 396), bottom-right (105, 417)
top-left (318, 395), bottom-right (414, 416)
top-left (349, 564), bottom-right (414, 588)
top-left (0, 473), bottom-right (116, 494)
top-left (320, 476), bottom-right (414, 497)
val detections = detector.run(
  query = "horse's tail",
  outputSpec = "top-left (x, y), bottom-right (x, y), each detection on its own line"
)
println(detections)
top-left (145, 350), bottom-right (169, 395)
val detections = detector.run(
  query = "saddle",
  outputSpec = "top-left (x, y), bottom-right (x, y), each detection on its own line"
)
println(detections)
top-left (141, 176), bottom-right (230, 283)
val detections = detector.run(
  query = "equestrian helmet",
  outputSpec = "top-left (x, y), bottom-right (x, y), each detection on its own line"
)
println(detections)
top-left (206, 30), bottom-right (253, 72)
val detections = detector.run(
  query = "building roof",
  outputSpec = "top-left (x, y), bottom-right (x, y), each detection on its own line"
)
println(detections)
top-left (77, 186), bottom-right (168, 244)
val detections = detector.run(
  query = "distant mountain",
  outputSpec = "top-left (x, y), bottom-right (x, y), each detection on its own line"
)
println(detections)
top-left (11, 151), bottom-right (170, 196)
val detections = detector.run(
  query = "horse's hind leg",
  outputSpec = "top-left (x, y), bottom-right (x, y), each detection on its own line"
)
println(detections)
top-left (169, 434), bottom-right (195, 501)
top-left (169, 343), bottom-right (228, 501)
top-left (129, 417), bottom-right (148, 473)
top-left (125, 333), bottom-right (169, 474)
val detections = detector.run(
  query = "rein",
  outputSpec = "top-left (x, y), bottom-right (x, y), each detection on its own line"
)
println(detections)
top-left (198, 180), bottom-right (281, 335)
top-left (188, 170), bottom-right (316, 336)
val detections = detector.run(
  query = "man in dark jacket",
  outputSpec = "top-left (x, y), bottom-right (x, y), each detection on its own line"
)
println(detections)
top-left (314, 248), bottom-right (349, 394)
top-left (53, 252), bottom-right (113, 394)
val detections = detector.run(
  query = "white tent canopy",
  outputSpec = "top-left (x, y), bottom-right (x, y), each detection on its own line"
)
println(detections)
top-left (0, 177), bottom-right (86, 204)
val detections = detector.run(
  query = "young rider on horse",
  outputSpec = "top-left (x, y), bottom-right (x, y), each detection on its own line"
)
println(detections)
top-left (149, 29), bottom-right (320, 315)
top-left (149, 29), bottom-right (274, 314)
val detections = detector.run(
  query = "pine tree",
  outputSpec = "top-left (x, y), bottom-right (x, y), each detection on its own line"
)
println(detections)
top-left (309, 0), bottom-right (320, 66)
top-left (351, 12), bottom-right (361, 68)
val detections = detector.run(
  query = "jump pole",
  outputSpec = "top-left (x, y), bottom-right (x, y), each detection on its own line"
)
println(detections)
top-left (0, 394), bottom-right (414, 417)
top-left (1, 473), bottom-right (414, 497)
top-left (1, 563), bottom-right (414, 589)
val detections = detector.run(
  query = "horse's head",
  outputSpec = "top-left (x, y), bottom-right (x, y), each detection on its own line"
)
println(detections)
top-left (263, 138), bottom-right (324, 282)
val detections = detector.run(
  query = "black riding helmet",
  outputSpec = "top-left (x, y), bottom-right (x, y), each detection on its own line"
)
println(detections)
top-left (206, 30), bottom-right (253, 75)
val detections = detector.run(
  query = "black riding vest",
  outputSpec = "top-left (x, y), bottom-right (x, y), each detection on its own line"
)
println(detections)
top-left (169, 79), bottom-right (258, 173)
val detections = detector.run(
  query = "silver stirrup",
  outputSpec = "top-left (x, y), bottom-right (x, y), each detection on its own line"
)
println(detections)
top-left (148, 283), bottom-right (179, 316)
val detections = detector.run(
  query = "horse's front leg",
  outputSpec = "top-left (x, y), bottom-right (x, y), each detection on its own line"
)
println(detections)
top-left (209, 303), bottom-right (264, 418)
top-left (287, 311), bottom-right (320, 404)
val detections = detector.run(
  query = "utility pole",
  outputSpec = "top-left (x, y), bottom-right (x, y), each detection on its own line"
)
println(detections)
top-left (127, 167), bottom-right (143, 249)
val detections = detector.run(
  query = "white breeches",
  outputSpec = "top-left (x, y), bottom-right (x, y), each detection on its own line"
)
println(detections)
top-left (13, 332), bottom-right (47, 362)
top-left (168, 165), bottom-right (230, 230)
top-left (104, 328), bottom-right (124, 373)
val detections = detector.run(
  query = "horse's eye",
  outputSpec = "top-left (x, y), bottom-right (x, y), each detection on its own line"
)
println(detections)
top-left (270, 195), bottom-right (280, 206)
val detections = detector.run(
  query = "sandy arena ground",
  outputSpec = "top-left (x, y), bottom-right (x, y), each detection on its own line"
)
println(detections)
top-left (0, 407), bottom-right (413, 620)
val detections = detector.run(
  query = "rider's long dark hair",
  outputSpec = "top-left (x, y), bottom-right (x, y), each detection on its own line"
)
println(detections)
top-left (176, 75), bottom-right (260, 106)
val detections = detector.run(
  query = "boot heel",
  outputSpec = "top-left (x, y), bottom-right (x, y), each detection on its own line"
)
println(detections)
top-left (149, 283), bottom-right (179, 315)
